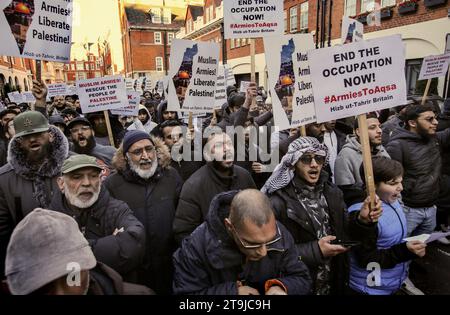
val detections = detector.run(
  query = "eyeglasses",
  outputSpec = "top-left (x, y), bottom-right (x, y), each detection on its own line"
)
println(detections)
top-left (299, 154), bottom-right (326, 165)
top-left (128, 145), bottom-right (155, 157)
top-left (419, 117), bottom-right (437, 123)
top-left (231, 223), bottom-right (282, 249)
top-left (70, 126), bottom-right (91, 134)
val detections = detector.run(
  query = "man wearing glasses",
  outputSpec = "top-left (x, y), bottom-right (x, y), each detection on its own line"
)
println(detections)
top-left (387, 103), bottom-right (450, 237)
top-left (173, 189), bottom-right (312, 295)
top-left (104, 130), bottom-right (183, 295)
top-left (262, 137), bottom-right (381, 295)
top-left (68, 117), bottom-right (116, 179)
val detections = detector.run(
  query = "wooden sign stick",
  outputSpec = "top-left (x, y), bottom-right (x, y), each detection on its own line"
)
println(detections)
top-left (421, 78), bottom-right (431, 105)
top-left (103, 110), bottom-right (115, 148)
top-left (357, 113), bottom-right (377, 222)
top-left (250, 38), bottom-right (257, 110)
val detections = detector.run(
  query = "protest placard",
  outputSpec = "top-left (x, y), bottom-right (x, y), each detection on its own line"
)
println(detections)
top-left (111, 91), bottom-right (140, 116)
top-left (167, 39), bottom-right (219, 113)
top-left (240, 81), bottom-right (251, 93)
top-left (7, 91), bottom-right (23, 103)
top-left (47, 83), bottom-right (67, 98)
top-left (22, 91), bottom-right (36, 102)
top-left (224, 64), bottom-right (236, 86)
top-left (143, 76), bottom-right (152, 92)
top-left (214, 66), bottom-right (227, 109)
top-left (77, 75), bottom-right (128, 114)
top-left (67, 85), bottom-right (77, 95)
top-left (125, 78), bottom-right (134, 91)
top-left (308, 34), bottom-right (407, 123)
top-left (223, 0), bottom-right (283, 39)
top-left (265, 34), bottom-right (316, 131)
top-left (341, 17), bottom-right (363, 45)
top-left (418, 53), bottom-right (450, 81)
top-left (0, 0), bottom-right (73, 63)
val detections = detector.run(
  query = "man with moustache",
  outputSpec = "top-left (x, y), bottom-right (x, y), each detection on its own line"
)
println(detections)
top-left (104, 130), bottom-right (183, 294)
top-left (387, 104), bottom-right (450, 236)
top-left (68, 117), bottom-right (116, 179)
top-left (49, 154), bottom-right (145, 280)
top-left (0, 111), bottom-right (69, 278)
top-left (173, 131), bottom-right (256, 244)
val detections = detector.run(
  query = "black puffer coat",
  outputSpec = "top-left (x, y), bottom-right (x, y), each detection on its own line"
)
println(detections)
top-left (386, 127), bottom-right (450, 208)
top-left (173, 190), bottom-right (312, 295)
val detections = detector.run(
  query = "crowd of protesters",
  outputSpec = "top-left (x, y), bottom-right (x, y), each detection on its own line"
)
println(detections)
top-left (0, 78), bottom-right (449, 296)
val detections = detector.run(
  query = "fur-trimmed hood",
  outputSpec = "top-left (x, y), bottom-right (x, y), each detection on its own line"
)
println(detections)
top-left (112, 135), bottom-right (171, 172)
top-left (7, 125), bottom-right (69, 177)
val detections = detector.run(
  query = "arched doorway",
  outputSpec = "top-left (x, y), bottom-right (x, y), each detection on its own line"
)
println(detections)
top-left (14, 77), bottom-right (20, 92)
top-left (24, 78), bottom-right (28, 91)
top-left (0, 74), bottom-right (5, 98)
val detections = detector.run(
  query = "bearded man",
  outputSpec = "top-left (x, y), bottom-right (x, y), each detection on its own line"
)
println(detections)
top-left (104, 130), bottom-right (183, 295)
top-left (49, 154), bottom-right (145, 281)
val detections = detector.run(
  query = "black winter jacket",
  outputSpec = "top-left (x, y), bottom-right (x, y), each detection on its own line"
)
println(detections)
top-left (49, 187), bottom-right (145, 279)
top-left (173, 163), bottom-right (256, 244)
top-left (173, 190), bottom-right (312, 295)
top-left (268, 174), bottom-right (350, 294)
top-left (104, 136), bottom-right (183, 294)
top-left (386, 127), bottom-right (450, 208)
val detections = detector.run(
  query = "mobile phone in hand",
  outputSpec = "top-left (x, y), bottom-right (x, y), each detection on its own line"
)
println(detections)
top-left (330, 240), bottom-right (361, 248)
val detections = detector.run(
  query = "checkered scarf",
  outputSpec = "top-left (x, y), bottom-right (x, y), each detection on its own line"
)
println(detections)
top-left (261, 137), bottom-right (329, 194)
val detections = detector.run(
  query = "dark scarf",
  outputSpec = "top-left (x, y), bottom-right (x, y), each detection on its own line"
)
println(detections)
top-left (8, 126), bottom-right (69, 208)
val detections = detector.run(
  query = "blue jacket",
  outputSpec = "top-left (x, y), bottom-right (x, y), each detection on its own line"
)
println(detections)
top-left (173, 190), bottom-right (312, 295)
top-left (348, 200), bottom-right (414, 295)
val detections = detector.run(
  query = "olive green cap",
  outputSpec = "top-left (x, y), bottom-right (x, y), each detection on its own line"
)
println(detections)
top-left (14, 111), bottom-right (49, 138)
top-left (62, 154), bottom-right (103, 174)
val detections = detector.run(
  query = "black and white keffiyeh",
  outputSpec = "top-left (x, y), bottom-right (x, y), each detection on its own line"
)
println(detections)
top-left (261, 137), bottom-right (329, 194)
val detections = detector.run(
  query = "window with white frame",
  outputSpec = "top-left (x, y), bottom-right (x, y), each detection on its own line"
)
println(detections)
top-left (151, 8), bottom-right (161, 23)
top-left (235, 38), bottom-right (241, 48)
top-left (154, 32), bottom-right (162, 44)
top-left (230, 39), bottom-right (235, 49)
top-left (10, 57), bottom-right (15, 65)
top-left (156, 57), bottom-right (163, 72)
top-left (300, 2), bottom-right (308, 30)
top-left (361, 0), bottom-right (375, 12)
top-left (187, 19), bottom-right (193, 33)
top-left (290, 6), bottom-right (298, 33)
top-left (205, 6), bottom-right (211, 22)
top-left (344, 0), bottom-right (357, 16)
top-left (209, 6), bottom-right (214, 22)
top-left (381, 0), bottom-right (395, 7)
top-left (167, 32), bottom-right (175, 45)
top-left (163, 8), bottom-right (171, 24)
top-left (284, 10), bottom-right (287, 33)
top-left (2, 56), bottom-right (8, 62)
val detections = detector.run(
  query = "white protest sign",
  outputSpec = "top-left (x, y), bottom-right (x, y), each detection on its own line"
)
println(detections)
top-left (418, 53), bottom-right (450, 81)
top-left (111, 91), bottom-right (140, 116)
top-left (240, 81), bottom-right (251, 93)
top-left (223, 0), bottom-right (283, 39)
top-left (7, 91), bottom-right (23, 103)
top-left (67, 85), bottom-right (77, 95)
top-left (77, 75), bottom-right (128, 114)
top-left (125, 78), bottom-right (134, 91)
top-left (22, 91), bottom-right (36, 102)
top-left (47, 83), bottom-right (67, 98)
top-left (215, 66), bottom-right (227, 108)
top-left (224, 64), bottom-right (236, 86)
top-left (265, 34), bottom-right (316, 131)
top-left (168, 39), bottom-right (219, 113)
top-left (0, 0), bottom-right (73, 63)
top-left (341, 17), bottom-right (363, 44)
top-left (144, 77), bottom-right (152, 91)
top-left (308, 34), bottom-right (407, 123)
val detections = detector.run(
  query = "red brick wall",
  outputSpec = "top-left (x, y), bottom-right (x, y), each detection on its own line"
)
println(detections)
top-left (0, 57), bottom-right (28, 72)
top-left (130, 30), bottom-right (172, 72)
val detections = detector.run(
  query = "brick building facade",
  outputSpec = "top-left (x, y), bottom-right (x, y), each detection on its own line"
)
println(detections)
top-left (179, 0), bottom-right (450, 96)
top-left (0, 56), bottom-right (34, 99)
top-left (64, 54), bottom-right (103, 85)
top-left (119, 0), bottom-right (202, 80)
